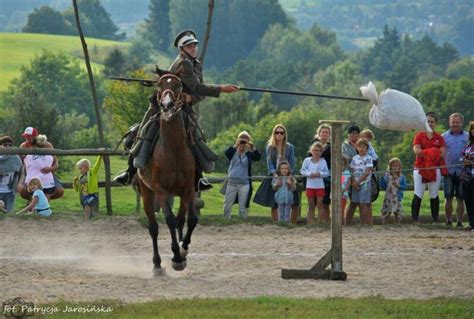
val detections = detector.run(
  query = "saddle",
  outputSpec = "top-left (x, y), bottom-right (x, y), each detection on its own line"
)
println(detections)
top-left (127, 110), bottom-right (218, 173)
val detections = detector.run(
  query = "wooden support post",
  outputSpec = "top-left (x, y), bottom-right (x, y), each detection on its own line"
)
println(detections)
top-left (282, 120), bottom-right (349, 281)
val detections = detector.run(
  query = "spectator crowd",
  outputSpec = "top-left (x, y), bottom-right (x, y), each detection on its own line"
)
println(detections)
top-left (2, 112), bottom-right (473, 231)
top-left (222, 112), bottom-right (474, 231)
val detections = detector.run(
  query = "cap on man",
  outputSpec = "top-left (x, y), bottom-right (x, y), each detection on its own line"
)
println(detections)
top-left (21, 127), bottom-right (39, 138)
top-left (174, 30), bottom-right (199, 48)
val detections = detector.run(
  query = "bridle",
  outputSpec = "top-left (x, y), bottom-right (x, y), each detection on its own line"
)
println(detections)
top-left (157, 74), bottom-right (184, 122)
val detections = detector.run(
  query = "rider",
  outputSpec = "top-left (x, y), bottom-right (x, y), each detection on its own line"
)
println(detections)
top-left (114, 30), bottom-right (238, 190)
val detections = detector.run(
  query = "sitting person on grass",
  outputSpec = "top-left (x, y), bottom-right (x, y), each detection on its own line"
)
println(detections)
top-left (15, 178), bottom-right (52, 216)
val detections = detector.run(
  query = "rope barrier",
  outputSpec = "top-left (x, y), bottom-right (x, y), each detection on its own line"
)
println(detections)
top-left (203, 162), bottom-right (471, 184)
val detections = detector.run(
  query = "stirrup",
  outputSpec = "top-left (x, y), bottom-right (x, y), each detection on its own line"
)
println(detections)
top-left (114, 171), bottom-right (131, 186)
top-left (197, 178), bottom-right (213, 192)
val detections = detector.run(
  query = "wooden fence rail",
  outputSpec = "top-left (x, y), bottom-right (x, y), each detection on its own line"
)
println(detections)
top-left (0, 148), bottom-right (125, 156)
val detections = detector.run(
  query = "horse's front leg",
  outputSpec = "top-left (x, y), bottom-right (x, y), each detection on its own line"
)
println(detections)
top-left (181, 193), bottom-right (198, 255)
top-left (139, 180), bottom-right (162, 275)
top-left (163, 197), bottom-right (186, 271)
top-left (177, 200), bottom-right (186, 243)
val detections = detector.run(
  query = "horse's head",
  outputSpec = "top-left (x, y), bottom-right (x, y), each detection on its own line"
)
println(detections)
top-left (157, 73), bottom-right (183, 122)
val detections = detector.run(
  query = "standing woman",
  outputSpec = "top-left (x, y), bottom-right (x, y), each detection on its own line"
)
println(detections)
top-left (411, 112), bottom-right (446, 223)
top-left (223, 131), bottom-right (261, 219)
top-left (263, 124), bottom-right (298, 222)
top-left (310, 124), bottom-right (332, 221)
top-left (461, 121), bottom-right (474, 231)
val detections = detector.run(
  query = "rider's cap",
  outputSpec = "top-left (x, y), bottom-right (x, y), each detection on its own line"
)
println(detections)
top-left (174, 30), bottom-right (199, 48)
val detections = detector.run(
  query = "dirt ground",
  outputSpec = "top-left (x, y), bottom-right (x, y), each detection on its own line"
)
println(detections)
top-left (1, 216), bottom-right (473, 304)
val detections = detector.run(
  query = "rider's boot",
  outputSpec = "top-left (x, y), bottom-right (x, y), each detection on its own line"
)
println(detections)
top-left (114, 155), bottom-right (136, 186)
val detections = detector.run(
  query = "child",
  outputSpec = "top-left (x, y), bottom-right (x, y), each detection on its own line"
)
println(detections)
top-left (380, 157), bottom-right (407, 225)
top-left (360, 129), bottom-right (379, 167)
top-left (73, 156), bottom-right (102, 219)
top-left (15, 178), bottom-right (52, 216)
top-left (272, 161), bottom-right (297, 222)
top-left (300, 142), bottom-right (329, 224)
top-left (341, 158), bottom-right (352, 214)
top-left (350, 138), bottom-right (374, 225)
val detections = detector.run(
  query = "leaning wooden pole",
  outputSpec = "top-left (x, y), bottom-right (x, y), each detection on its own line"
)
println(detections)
top-left (282, 120), bottom-right (349, 280)
top-left (199, 0), bottom-right (215, 65)
top-left (72, 0), bottom-right (113, 215)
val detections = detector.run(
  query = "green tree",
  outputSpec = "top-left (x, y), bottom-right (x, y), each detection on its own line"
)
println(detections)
top-left (199, 91), bottom-right (253, 140)
top-left (63, 0), bottom-right (125, 40)
top-left (22, 6), bottom-right (72, 35)
top-left (254, 93), bottom-right (278, 123)
top-left (140, 0), bottom-right (171, 52)
top-left (169, 0), bottom-right (290, 69)
top-left (103, 48), bottom-right (127, 77)
top-left (225, 23), bottom-right (344, 108)
top-left (103, 70), bottom-right (153, 133)
top-left (413, 77), bottom-right (474, 124)
top-left (3, 86), bottom-right (64, 148)
top-left (360, 25), bottom-right (401, 80)
top-left (2, 50), bottom-right (100, 122)
top-left (446, 57), bottom-right (474, 79)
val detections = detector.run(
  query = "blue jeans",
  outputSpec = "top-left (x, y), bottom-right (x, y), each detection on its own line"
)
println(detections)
top-left (277, 204), bottom-right (291, 222)
top-left (0, 191), bottom-right (16, 213)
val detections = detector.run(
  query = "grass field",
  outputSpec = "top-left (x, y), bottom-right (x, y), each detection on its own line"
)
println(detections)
top-left (36, 297), bottom-right (474, 318)
top-left (0, 32), bottom-right (130, 91)
top-left (11, 155), bottom-right (448, 223)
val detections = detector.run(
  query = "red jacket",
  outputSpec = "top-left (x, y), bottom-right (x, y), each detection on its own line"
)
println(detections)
top-left (419, 148), bottom-right (446, 182)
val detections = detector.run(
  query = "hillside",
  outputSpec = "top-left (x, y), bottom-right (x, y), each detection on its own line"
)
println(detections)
top-left (279, 0), bottom-right (473, 54)
top-left (0, 32), bottom-right (129, 91)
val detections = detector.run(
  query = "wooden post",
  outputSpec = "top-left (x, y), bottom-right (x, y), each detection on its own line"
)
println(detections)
top-left (282, 120), bottom-right (349, 280)
top-left (199, 0), bottom-right (215, 65)
top-left (73, 0), bottom-right (113, 215)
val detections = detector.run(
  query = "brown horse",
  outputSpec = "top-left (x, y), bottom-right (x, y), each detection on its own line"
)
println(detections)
top-left (137, 73), bottom-right (197, 274)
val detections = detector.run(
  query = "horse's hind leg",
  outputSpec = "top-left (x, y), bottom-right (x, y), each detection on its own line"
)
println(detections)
top-left (163, 198), bottom-right (186, 271)
top-left (139, 181), bottom-right (162, 275)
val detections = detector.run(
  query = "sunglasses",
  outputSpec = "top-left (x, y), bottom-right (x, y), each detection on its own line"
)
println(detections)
top-left (274, 131), bottom-right (285, 135)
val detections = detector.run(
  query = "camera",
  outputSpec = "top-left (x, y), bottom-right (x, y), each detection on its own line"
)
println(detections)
top-left (239, 140), bottom-right (247, 145)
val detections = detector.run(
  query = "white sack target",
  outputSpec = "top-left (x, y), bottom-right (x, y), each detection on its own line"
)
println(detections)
top-left (360, 82), bottom-right (431, 132)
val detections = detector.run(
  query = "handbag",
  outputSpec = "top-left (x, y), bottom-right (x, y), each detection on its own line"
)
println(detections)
top-left (253, 176), bottom-right (276, 207)
top-left (219, 179), bottom-right (228, 195)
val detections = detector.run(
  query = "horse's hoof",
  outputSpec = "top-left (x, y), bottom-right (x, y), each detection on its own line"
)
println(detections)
top-left (153, 267), bottom-right (164, 276)
top-left (179, 241), bottom-right (188, 258)
top-left (172, 260), bottom-right (187, 271)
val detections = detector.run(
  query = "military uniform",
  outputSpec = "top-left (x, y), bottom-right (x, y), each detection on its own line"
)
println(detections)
top-left (115, 30), bottom-right (220, 189)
